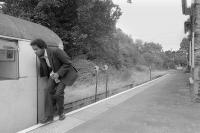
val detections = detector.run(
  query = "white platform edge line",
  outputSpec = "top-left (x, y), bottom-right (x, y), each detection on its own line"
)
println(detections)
top-left (17, 74), bottom-right (169, 133)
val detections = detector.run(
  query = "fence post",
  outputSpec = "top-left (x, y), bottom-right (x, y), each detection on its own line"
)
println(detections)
top-left (149, 65), bottom-right (152, 80)
top-left (103, 65), bottom-right (109, 98)
top-left (94, 66), bottom-right (99, 102)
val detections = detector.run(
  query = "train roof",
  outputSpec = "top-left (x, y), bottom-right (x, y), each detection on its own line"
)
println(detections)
top-left (0, 13), bottom-right (62, 47)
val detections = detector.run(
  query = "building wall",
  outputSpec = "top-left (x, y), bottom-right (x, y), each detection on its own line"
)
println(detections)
top-left (193, 1), bottom-right (200, 95)
top-left (185, 0), bottom-right (200, 96)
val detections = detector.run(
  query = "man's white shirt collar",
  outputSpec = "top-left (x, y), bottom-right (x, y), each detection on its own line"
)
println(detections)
top-left (43, 49), bottom-right (51, 67)
top-left (44, 49), bottom-right (48, 58)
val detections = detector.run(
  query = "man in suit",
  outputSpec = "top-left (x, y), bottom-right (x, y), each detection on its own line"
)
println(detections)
top-left (30, 39), bottom-right (78, 123)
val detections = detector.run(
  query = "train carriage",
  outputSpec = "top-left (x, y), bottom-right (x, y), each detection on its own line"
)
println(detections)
top-left (0, 13), bottom-right (63, 133)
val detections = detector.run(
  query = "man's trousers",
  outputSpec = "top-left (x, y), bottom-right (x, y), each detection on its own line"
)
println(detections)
top-left (44, 78), bottom-right (66, 117)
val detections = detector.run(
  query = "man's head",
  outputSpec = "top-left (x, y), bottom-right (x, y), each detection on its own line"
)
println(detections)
top-left (30, 39), bottom-right (47, 57)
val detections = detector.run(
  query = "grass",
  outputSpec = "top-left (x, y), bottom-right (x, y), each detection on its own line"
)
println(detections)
top-left (64, 59), bottom-right (168, 103)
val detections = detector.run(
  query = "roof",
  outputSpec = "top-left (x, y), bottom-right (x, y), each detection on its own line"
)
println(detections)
top-left (0, 13), bottom-right (62, 47)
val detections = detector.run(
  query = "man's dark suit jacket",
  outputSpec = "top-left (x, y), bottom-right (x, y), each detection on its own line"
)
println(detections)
top-left (39, 47), bottom-right (78, 86)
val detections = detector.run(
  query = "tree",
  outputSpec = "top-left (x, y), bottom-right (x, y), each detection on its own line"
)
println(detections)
top-left (180, 37), bottom-right (189, 52)
top-left (127, 0), bottom-right (132, 4)
top-left (141, 42), bottom-right (163, 54)
top-left (180, 37), bottom-right (190, 68)
top-left (143, 52), bottom-right (154, 66)
top-left (163, 50), bottom-right (175, 69)
top-left (174, 50), bottom-right (187, 66)
top-left (139, 42), bottom-right (165, 68)
top-left (114, 28), bottom-right (144, 67)
top-left (76, 0), bottom-right (122, 61)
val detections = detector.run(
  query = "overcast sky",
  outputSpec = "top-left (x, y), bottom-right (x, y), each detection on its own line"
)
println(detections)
top-left (113, 0), bottom-right (190, 51)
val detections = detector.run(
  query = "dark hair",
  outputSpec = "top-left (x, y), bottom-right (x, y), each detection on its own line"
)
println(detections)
top-left (30, 39), bottom-right (47, 49)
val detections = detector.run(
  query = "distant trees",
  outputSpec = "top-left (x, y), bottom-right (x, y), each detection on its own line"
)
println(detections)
top-left (163, 50), bottom-right (176, 69)
top-left (163, 49), bottom-right (187, 69)
top-left (115, 29), bottom-right (140, 67)
top-left (115, 29), bottom-right (172, 69)
top-left (141, 42), bottom-right (164, 68)
top-left (179, 37), bottom-right (190, 68)
top-left (127, 0), bottom-right (132, 4)
top-left (180, 37), bottom-right (189, 52)
top-left (115, 31), bottom-right (188, 69)
top-left (174, 50), bottom-right (187, 66)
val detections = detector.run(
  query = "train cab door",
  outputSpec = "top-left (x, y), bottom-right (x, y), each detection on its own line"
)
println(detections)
top-left (36, 58), bottom-right (48, 122)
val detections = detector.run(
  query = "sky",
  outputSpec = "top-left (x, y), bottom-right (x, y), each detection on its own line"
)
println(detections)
top-left (112, 0), bottom-right (190, 51)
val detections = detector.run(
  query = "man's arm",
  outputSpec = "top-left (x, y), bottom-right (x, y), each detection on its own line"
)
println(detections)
top-left (55, 48), bottom-right (72, 77)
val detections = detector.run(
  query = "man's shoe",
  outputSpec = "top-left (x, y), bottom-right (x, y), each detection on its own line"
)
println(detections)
top-left (40, 117), bottom-right (53, 124)
top-left (59, 113), bottom-right (66, 120)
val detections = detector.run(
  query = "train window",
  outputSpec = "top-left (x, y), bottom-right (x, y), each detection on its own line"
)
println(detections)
top-left (0, 49), bottom-right (15, 61)
top-left (0, 39), bottom-right (19, 79)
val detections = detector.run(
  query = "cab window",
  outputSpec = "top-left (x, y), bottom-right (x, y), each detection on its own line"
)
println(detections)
top-left (0, 39), bottom-right (19, 80)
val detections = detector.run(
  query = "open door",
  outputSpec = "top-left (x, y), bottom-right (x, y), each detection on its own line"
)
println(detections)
top-left (36, 58), bottom-right (48, 122)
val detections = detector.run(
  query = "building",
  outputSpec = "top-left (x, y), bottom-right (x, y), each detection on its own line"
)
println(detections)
top-left (182, 0), bottom-right (200, 100)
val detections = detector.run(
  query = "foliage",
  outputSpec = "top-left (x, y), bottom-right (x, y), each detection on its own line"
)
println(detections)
top-left (139, 42), bottom-right (165, 68)
top-left (174, 50), bottom-right (187, 66)
top-left (115, 29), bottom-right (146, 67)
top-left (163, 50), bottom-right (176, 69)
top-left (127, 0), bottom-right (132, 4)
top-left (163, 50), bottom-right (187, 69)
top-left (180, 37), bottom-right (189, 52)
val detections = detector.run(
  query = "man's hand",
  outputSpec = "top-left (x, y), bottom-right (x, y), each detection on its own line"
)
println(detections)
top-left (50, 72), bottom-right (59, 80)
